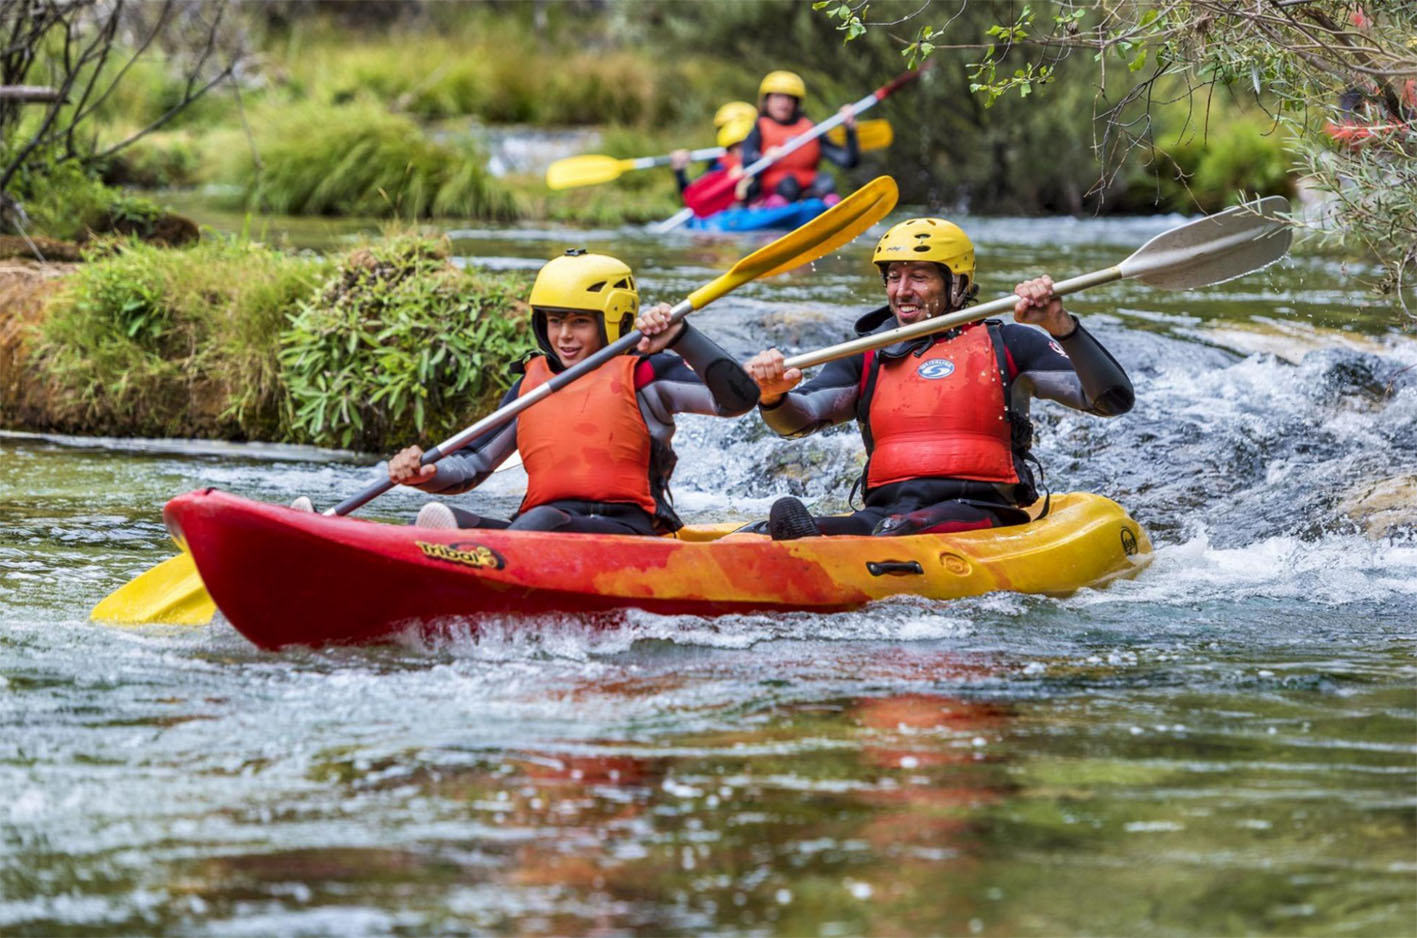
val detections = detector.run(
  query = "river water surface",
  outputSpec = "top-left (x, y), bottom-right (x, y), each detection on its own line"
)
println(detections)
top-left (3, 210), bottom-right (1414, 936)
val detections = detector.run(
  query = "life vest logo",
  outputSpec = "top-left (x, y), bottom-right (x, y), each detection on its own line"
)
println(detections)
top-left (416, 540), bottom-right (506, 570)
top-left (916, 359), bottom-right (955, 380)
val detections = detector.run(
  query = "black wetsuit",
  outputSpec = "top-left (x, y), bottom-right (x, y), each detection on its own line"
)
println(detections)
top-left (760, 307), bottom-right (1134, 536)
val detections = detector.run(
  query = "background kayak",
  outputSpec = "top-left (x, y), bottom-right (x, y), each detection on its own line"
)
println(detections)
top-left (686, 197), bottom-right (829, 232)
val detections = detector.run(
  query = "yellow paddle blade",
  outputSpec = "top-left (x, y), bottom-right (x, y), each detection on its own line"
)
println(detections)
top-left (688, 174), bottom-right (898, 308)
top-left (91, 550), bottom-right (215, 626)
top-left (828, 118), bottom-right (893, 150)
top-left (545, 154), bottom-right (635, 190)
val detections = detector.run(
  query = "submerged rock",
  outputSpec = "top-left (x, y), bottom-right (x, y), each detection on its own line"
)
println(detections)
top-left (1340, 475), bottom-right (1417, 538)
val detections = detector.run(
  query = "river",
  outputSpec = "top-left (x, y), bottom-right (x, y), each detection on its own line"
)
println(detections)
top-left (3, 209), bottom-right (1414, 936)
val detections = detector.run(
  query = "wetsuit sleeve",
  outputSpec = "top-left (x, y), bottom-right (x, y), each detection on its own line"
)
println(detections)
top-left (819, 125), bottom-right (859, 168)
top-left (757, 354), bottom-right (865, 438)
top-left (738, 125), bottom-right (764, 203)
top-left (415, 382), bottom-right (522, 494)
top-left (674, 166), bottom-right (690, 194)
top-left (1004, 320), bottom-right (1134, 417)
top-left (638, 323), bottom-right (759, 417)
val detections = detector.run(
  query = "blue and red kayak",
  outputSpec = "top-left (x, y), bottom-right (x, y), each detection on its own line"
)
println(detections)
top-left (687, 198), bottom-right (830, 232)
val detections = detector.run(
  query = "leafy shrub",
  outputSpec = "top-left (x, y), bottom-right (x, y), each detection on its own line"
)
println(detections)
top-left (279, 234), bottom-right (533, 451)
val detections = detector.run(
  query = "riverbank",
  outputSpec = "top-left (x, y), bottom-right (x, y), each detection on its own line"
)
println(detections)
top-left (0, 234), bottom-right (532, 452)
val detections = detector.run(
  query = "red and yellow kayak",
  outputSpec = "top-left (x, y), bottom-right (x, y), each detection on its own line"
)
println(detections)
top-left (164, 489), bottom-right (1152, 650)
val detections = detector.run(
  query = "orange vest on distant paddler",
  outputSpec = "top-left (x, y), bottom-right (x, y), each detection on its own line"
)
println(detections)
top-left (865, 324), bottom-right (1019, 489)
top-left (757, 115), bottom-right (819, 194)
top-left (516, 355), bottom-right (656, 516)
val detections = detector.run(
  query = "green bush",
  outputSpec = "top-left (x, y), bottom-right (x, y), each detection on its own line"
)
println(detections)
top-left (228, 101), bottom-right (518, 220)
top-left (1121, 107), bottom-right (1298, 213)
top-left (279, 234), bottom-right (533, 451)
top-left (34, 238), bottom-right (328, 439)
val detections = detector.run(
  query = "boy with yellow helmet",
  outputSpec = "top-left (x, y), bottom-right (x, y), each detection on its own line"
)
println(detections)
top-left (388, 250), bottom-right (758, 534)
top-left (744, 218), bottom-right (1135, 540)
top-left (737, 69), bottom-right (859, 207)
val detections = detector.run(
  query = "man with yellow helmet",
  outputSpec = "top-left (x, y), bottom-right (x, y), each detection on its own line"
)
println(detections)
top-left (744, 218), bottom-right (1134, 540)
top-left (387, 250), bottom-right (758, 534)
top-left (738, 69), bottom-right (859, 206)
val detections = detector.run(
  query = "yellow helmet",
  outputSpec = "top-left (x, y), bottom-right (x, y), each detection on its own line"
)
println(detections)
top-left (528, 250), bottom-right (639, 346)
top-left (714, 100), bottom-right (757, 128)
top-left (717, 117), bottom-right (754, 149)
top-left (872, 218), bottom-right (975, 280)
top-left (758, 70), bottom-right (806, 102)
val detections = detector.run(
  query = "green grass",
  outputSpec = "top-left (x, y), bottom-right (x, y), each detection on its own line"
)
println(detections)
top-left (34, 237), bottom-right (329, 440)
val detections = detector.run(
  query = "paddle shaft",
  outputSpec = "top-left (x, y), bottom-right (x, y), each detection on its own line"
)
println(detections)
top-left (327, 300), bottom-right (694, 517)
top-left (624, 146), bottom-right (725, 172)
top-left (783, 269), bottom-right (1120, 371)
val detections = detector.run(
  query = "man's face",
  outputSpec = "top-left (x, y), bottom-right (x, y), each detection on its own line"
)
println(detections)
top-left (884, 261), bottom-right (948, 326)
top-left (543, 310), bottom-right (603, 367)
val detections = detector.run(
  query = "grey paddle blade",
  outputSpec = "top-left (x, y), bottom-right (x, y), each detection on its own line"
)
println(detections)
top-left (1119, 195), bottom-right (1293, 289)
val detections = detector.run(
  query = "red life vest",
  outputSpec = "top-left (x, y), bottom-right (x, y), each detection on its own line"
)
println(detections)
top-left (516, 355), bottom-right (656, 516)
top-left (756, 115), bottom-right (820, 194)
top-left (863, 323), bottom-right (1020, 489)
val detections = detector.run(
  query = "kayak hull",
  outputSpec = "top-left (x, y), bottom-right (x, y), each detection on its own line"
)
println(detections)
top-left (687, 198), bottom-right (829, 232)
top-left (164, 489), bottom-right (1152, 650)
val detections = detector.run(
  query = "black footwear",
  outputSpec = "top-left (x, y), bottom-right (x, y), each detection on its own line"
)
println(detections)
top-left (768, 496), bottom-right (818, 541)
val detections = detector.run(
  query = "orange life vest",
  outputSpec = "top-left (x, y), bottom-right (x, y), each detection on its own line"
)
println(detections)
top-left (863, 323), bottom-right (1019, 489)
top-left (516, 355), bottom-right (656, 516)
top-left (756, 115), bottom-right (820, 194)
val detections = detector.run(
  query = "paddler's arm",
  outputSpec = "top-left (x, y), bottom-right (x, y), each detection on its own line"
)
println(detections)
top-left (819, 105), bottom-right (859, 168)
top-left (745, 349), bottom-right (863, 438)
top-left (635, 305), bottom-right (759, 416)
top-left (1010, 275), bottom-right (1134, 416)
top-left (386, 384), bottom-right (521, 494)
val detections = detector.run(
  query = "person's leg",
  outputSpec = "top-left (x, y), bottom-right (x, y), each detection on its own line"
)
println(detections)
top-left (872, 500), bottom-right (1028, 536)
top-left (805, 172), bottom-right (838, 200)
top-left (765, 496), bottom-right (884, 539)
top-left (415, 502), bottom-right (511, 529)
top-left (510, 502), bottom-right (656, 535)
top-left (774, 175), bottom-right (803, 203)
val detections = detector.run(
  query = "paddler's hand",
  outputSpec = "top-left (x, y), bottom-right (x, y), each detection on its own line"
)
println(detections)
top-left (744, 348), bottom-right (802, 406)
top-left (388, 445), bottom-right (436, 486)
top-left (1013, 275), bottom-right (1076, 339)
top-left (635, 302), bottom-right (682, 355)
top-left (838, 105), bottom-right (857, 130)
top-left (669, 148), bottom-right (690, 171)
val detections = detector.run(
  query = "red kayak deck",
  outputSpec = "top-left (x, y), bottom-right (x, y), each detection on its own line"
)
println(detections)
top-left (165, 489), bottom-right (1152, 650)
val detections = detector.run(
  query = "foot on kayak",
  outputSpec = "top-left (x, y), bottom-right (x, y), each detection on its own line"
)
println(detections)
top-left (290, 496), bottom-right (314, 512)
top-left (768, 496), bottom-right (818, 541)
top-left (415, 502), bottom-right (458, 529)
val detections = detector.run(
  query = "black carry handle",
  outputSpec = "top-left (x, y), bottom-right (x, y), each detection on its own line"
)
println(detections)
top-left (866, 560), bottom-right (925, 577)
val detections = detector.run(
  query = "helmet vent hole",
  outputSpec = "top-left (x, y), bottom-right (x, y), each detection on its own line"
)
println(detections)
top-left (614, 278), bottom-right (631, 289)
top-left (586, 281), bottom-right (606, 293)
top-left (913, 246), bottom-right (930, 253)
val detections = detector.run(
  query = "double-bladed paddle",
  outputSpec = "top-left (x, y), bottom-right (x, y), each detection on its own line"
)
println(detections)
top-left (779, 197), bottom-right (1294, 376)
top-left (90, 175), bottom-right (901, 626)
top-left (545, 120), bottom-right (894, 190)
